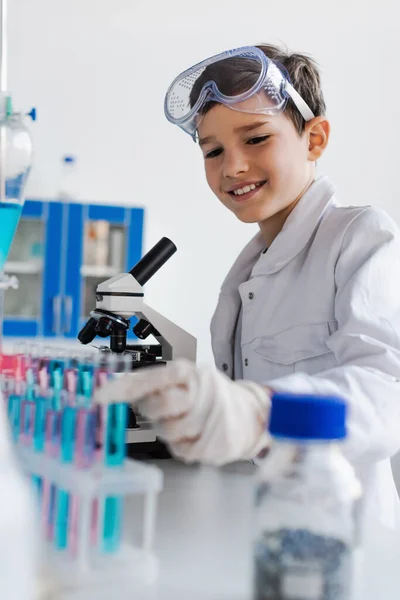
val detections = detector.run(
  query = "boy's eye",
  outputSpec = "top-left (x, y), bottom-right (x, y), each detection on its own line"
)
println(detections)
top-left (203, 135), bottom-right (269, 158)
top-left (205, 147), bottom-right (223, 159)
top-left (247, 135), bottom-right (270, 145)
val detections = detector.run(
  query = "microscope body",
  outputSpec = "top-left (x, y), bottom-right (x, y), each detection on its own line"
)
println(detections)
top-left (78, 238), bottom-right (197, 456)
top-left (95, 273), bottom-right (196, 362)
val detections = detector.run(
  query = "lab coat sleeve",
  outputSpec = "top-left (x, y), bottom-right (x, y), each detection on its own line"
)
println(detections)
top-left (266, 207), bottom-right (400, 464)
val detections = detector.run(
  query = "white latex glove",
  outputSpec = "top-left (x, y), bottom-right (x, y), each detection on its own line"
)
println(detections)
top-left (95, 359), bottom-right (271, 465)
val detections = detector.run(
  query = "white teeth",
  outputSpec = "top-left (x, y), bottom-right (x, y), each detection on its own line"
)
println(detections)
top-left (233, 182), bottom-right (261, 196)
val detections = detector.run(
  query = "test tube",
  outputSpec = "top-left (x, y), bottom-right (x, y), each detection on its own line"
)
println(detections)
top-left (20, 393), bottom-right (36, 447)
top-left (101, 353), bottom-right (129, 554)
top-left (67, 406), bottom-right (97, 557)
top-left (61, 367), bottom-right (79, 556)
top-left (19, 354), bottom-right (34, 448)
top-left (75, 408), bottom-right (96, 469)
top-left (2, 373), bottom-right (13, 404)
top-left (64, 363), bottom-right (77, 407)
top-left (54, 404), bottom-right (77, 550)
top-left (54, 356), bottom-right (87, 552)
top-left (94, 356), bottom-right (109, 464)
top-left (24, 345), bottom-right (40, 401)
top-left (67, 357), bottom-right (98, 556)
top-left (49, 356), bottom-right (66, 410)
top-left (11, 349), bottom-right (27, 396)
top-left (4, 350), bottom-right (28, 441)
top-left (39, 370), bottom-right (61, 541)
top-left (22, 348), bottom-right (45, 507)
top-left (81, 353), bottom-right (110, 550)
top-left (45, 408), bottom-right (61, 458)
top-left (7, 388), bottom-right (22, 442)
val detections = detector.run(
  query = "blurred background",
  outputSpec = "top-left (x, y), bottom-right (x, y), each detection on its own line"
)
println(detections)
top-left (3, 0), bottom-right (399, 364)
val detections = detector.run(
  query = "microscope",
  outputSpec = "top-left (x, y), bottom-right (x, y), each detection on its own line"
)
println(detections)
top-left (77, 237), bottom-right (197, 457)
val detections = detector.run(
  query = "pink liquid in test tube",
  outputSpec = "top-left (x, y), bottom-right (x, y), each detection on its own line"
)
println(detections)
top-left (42, 367), bottom-right (60, 543)
top-left (68, 368), bottom-right (98, 556)
top-left (44, 409), bottom-right (60, 541)
top-left (90, 369), bottom-right (109, 548)
top-left (64, 369), bottom-right (77, 405)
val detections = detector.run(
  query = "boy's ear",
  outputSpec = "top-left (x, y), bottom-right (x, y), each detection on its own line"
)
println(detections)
top-left (305, 116), bottom-right (330, 161)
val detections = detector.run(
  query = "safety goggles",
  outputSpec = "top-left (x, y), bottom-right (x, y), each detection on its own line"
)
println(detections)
top-left (164, 46), bottom-right (315, 139)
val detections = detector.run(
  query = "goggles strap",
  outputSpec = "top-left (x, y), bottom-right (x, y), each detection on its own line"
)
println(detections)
top-left (285, 82), bottom-right (315, 122)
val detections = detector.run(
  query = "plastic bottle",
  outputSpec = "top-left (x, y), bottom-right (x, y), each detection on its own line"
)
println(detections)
top-left (58, 155), bottom-right (78, 202)
top-left (253, 392), bottom-right (362, 600)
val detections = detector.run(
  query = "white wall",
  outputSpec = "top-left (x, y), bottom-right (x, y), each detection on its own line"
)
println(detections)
top-left (7, 0), bottom-right (400, 364)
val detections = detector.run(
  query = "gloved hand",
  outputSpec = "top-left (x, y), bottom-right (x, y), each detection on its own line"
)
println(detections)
top-left (95, 358), bottom-right (271, 466)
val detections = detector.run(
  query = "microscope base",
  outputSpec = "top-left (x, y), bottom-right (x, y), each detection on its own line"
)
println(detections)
top-left (126, 439), bottom-right (171, 460)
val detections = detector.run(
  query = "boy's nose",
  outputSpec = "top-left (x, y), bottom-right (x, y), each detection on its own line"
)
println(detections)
top-left (222, 150), bottom-right (250, 178)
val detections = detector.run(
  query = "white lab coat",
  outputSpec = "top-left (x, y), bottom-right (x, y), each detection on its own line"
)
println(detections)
top-left (210, 176), bottom-right (400, 530)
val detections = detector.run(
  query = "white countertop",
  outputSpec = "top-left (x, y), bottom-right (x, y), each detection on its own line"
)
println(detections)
top-left (122, 459), bottom-right (400, 600)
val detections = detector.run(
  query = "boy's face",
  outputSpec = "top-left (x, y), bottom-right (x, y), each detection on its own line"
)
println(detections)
top-left (197, 104), bottom-right (318, 226)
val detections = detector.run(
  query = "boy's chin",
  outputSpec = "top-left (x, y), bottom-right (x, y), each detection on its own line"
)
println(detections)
top-left (232, 207), bottom-right (270, 225)
top-left (235, 215), bottom-right (260, 224)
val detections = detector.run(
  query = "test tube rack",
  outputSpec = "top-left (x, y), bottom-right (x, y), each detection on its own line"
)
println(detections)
top-left (18, 445), bottom-right (163, 599)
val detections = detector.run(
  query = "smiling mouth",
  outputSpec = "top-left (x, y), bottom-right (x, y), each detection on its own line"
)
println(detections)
top-left (228, 180), bottom-right (267, 201)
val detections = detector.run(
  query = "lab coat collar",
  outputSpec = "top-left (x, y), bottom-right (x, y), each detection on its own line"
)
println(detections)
top-left (252, 176), bottom-right (337, 276)
top-left (220, 176), bottom-right (337, 291)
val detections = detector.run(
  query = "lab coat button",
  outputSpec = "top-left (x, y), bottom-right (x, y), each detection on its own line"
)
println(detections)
top-left (222, 363), bottom-right (229, 372)
top-left (244, 358), bottom-right (249, 367)
top-left (248, 292), bottom-right (254, 300)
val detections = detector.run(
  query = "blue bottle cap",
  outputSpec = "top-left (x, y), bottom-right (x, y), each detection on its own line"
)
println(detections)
top-left (269, 392), bottom-right (347, 440)
top-left (63, 155), bottom-right (75, 163)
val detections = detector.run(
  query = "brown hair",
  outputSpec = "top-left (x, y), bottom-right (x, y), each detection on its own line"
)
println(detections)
top-left (189, 44), bottom-right (326, 134)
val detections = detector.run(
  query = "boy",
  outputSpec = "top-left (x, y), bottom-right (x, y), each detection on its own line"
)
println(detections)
top-left (97, 45), bottom-right (400, 529)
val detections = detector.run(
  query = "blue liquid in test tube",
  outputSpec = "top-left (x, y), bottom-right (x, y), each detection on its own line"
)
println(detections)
top-left (77, 363), bottom-right (95, 406)
top-left (33, 396), bottom-right (48, 453)
top-left (7, 393), bottom-right (22, 441)
top-left (31, 395), bottom-right (50, 513)
top-left (31, 475), bottom-right (43, 504)
top-left (102, 402), bottom-right (127, 553)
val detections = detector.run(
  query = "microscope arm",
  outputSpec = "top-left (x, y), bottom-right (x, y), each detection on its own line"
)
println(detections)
top-left (132, 304), bottom-right (196, 362)
top-left (95, 273), bottom-right (196, 361)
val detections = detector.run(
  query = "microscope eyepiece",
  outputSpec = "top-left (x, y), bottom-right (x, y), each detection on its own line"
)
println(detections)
top-left (129, 237), bottom-right (176, 285)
